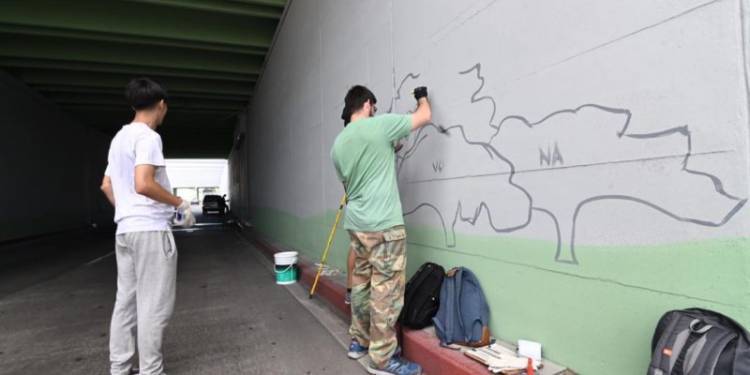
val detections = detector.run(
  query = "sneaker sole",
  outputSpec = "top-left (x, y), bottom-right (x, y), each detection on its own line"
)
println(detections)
top-left (347, 351), bottom-right (368, 360)
top-left (366, 366), bottom-right (422, 375)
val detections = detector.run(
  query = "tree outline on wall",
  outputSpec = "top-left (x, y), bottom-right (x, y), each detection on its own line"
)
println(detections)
top-left (395, 63), bottom-right (747, 264)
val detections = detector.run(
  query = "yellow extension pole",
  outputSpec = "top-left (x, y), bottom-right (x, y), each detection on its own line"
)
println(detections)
top-left (309, 194), bottom-right (347, 298)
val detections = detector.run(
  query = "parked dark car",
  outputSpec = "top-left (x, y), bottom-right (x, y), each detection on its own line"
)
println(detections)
top-left (202, 194), bottom-right (228, 215)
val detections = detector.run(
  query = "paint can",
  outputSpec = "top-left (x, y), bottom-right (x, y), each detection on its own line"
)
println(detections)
top-left (274, 251), bottom-right (298, 285)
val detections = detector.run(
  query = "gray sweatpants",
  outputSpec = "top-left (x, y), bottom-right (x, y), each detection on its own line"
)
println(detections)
top-left (110, 231), bottom-right (177, 375)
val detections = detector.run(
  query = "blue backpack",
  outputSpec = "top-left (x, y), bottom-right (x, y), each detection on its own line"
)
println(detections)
top-left (432, 267), bottom-right (491, 347)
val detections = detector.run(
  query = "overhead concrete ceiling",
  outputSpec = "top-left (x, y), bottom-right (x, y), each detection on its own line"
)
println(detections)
top-left (0, 0), bottom-right (286, 157)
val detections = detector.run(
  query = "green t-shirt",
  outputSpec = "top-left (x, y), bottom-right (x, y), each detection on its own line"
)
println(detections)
top-left (331, 114), bottom-right (412, 232)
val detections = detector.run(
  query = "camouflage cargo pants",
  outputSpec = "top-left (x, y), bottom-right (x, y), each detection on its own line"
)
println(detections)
top-left (348, 225), bottom-right (407, 368)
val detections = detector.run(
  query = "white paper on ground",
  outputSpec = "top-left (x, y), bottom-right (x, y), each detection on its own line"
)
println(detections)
top-left (517, 339), bottom-right (542, 361)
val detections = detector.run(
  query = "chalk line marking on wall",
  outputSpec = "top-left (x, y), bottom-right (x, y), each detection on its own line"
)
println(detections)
top-left (521, 0), bottom-right (724, 81)
top-left (740, 0), bottom-right (750, 133)
top-left (404, 239), bottom-right (742, 307)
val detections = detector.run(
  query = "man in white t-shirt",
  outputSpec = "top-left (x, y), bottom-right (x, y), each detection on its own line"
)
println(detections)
top-left (100, 77), bottom-right (194, 375)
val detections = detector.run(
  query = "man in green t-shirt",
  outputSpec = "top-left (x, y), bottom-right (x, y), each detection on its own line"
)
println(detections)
top-left (331, 85), bottom-right (432, 375)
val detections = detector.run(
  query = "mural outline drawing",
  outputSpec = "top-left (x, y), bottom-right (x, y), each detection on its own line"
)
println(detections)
top-left (393, 63), bottom-right (746, 264)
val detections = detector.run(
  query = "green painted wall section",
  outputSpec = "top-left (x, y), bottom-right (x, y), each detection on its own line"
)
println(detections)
top-left (250, 206), bottom-right (750, 375)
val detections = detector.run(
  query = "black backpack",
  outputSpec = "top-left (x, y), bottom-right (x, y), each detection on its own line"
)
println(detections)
top-left (400, 262), bottom-right (445, 329)
top-left (648, 308), bottom-right (750, 375)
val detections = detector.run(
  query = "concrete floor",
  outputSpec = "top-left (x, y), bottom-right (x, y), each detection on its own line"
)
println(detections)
top-left (0, 213), bottom-right (363, 374)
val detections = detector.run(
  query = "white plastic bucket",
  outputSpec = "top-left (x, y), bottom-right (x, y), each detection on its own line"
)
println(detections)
top-left (274, 251), bottom-right (298, 285)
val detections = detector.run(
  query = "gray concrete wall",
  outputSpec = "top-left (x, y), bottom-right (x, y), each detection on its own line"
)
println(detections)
top-left (229, 108), bottom-right (251, 224)
top-left (0, 70), bottom-right (112, 242)
top-left (232, 1), bottom-right (750, 373)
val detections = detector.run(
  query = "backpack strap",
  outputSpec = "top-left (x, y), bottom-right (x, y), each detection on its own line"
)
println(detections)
top-left (434, 268), bottom-right (459, 346)
top-left (447, 269), bottom-right (460, 345)
top-left (671, 319), bottom-right (712, 375)
top-left (688, 308), bottom-right (750, 374)
top-left (464, 272), bottom-right (491, 347)
top-left (453, 268), bottom-right (466, 342)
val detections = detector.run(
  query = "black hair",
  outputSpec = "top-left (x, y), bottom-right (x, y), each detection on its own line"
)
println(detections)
top-left (341, 85), bottom-right (376, 126)
top-left (125, 77), bottom-right (168, 110)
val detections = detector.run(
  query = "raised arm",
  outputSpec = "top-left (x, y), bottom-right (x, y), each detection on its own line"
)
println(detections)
top-left (410, 86), bottom-right (432, 131)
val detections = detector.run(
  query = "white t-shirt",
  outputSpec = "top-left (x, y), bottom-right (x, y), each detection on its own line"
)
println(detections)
top-left (105, 122), bottom-right (173, 234)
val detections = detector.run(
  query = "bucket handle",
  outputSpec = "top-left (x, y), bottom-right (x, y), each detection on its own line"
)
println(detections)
top-left (275, 265), bottom-right (294, 274)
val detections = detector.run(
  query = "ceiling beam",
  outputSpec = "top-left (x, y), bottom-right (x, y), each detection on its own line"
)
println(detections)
top-left (0, 0), bottom-right (278, 48)
top-left (10, 68), bottom-right (254, 93)
top-left (162, 128), bottom-right (235, 158)
top-left (46, 91), bottom-right (247, 109)
top-left (0, 35), bottom-right (263, 75)
top-left (233, 0), bottom-right (287, 8)
top-left (126, 0), bottom-right (284, 19)
top-left (69, 108), bottom-right (238, 129)
top-left (0, 23), bottom-right (268, 55)
top-left (32, 85), bottom-right (250, 102)
top-left (57, 102), bottom-right (244, 114)
top-left (0, 0), bottom-right (279, 158)
top-left (61, 103), bottom-right (239, 115)
top-left (0, 58), bottom-right (257, 83)
top-left (163, 146), bottom-right (232, 159)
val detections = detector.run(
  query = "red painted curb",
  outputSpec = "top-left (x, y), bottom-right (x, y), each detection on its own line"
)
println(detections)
top-left (250, 235), bottom-right (488, 375)
top-left (401, 327), bottom-right (488, 375)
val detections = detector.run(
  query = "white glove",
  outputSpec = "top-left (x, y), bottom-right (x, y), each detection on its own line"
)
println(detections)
top-left (173, 199), bottom-right (196, 227)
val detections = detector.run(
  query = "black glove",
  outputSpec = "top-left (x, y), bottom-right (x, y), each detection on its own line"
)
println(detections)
top-left (413, 86), bottom-right (428, 101)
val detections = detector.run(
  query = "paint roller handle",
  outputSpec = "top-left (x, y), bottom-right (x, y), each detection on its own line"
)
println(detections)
top-left (309, 194), bottom-right (347, 298)
top-left (339, 194), bottom-right (347, 208)
top-left (413, 86), bottom-right (428, 101)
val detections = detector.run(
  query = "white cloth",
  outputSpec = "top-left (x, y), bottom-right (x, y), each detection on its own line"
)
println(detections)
top-left (105, 122), bottom-right (173, 234)
top-left (110, 230), bottom-right (177, 375)
top-left (173, 200), bottom-right (196, 227)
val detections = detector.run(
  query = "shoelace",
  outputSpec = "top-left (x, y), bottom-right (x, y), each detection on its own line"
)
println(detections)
top-left (386, 357), bottom-right (409, 370)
